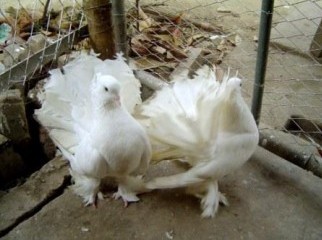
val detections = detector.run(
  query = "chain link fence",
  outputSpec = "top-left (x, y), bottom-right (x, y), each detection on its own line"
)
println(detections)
top-left (0, 0), bottom-right (321, 173)
top-left (258, 0), bottom-right (322, 175)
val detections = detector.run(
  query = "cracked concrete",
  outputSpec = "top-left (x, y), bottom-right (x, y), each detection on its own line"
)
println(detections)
top-left (0, 157), bottom-right (70, 237)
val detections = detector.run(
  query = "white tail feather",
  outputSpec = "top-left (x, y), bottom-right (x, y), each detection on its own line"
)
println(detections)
top-left (138, 65), bottom-right (222, 163)
top-left (146, 170), bottom-right (204, 189)
top-left (34, 52), bottom-right (142, 162)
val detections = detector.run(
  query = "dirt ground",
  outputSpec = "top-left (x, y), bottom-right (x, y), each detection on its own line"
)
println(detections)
top-left (1, 0), bottom-right (322, 239)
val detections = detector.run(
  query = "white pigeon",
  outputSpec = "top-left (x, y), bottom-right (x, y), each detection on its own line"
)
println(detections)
top-left (35, 52), bottom-right (151, 206)
top-left (136, 66), bottom-right (259, 218)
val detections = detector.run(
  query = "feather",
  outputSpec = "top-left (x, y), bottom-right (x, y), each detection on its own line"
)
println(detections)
top-left (137, 66), bottom-right (259, 217)
top-left (34, 52), bottom-right (151, 206)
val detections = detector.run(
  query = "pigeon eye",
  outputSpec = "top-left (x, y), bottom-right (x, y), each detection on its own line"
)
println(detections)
top-left (104, 87), bottom-right (109, 92)
top-left (239, 83), bottom-right (242, 87)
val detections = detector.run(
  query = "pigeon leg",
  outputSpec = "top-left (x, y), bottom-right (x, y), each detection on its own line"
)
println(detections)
top-left (112, 184), bottom-right (140, 207)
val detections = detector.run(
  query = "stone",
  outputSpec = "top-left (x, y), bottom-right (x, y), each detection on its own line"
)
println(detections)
top-left (217, 7), bottom-right (232, 13)
top-left (2, 44), bottom-right (27, 68)
top-left (0, 89), bottom-right (30, 143)
top-left (27, 34), bottom-right (47, 53)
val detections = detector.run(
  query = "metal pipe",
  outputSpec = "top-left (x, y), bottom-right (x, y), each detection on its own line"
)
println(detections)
top-left (134, 70), bottom-right (168, 91)
top-left (259, 129), bottom-right (322, 178)
top-left (251, 0), bottom-right (275, 125)
top-left (112, 0), bottom-right (128, 59)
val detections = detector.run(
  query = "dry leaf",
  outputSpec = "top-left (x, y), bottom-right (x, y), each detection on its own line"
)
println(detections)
top-left (131, 57), bottom-right (177, 70)
top-left (138, 7), bottom-right (155, 31)
top-left (151, 45), bottom-right (167, 55)
top-left (41, 30), bottom-right (54, 36)
top-left (172, 12), bottom-right (185, 25)
top-left (131, 33), bottom-right (152, 53)
top-left (6, 7), bottom-right (33, 30)
top-left (153, 34), bottom-right (173, 43)
top-left (172, 28), bottom-right (181, 37)
top-left (166, 51), bottom-right (175, 60)
top-left (187, 34), bottom-right (207, 46)
top-left (158, 41), bottom-right (188, 59)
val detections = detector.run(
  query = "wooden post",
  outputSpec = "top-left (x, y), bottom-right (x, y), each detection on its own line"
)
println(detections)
top-left (310, 19), bottom-right (322, 59)
top-left (83, 0), bottom-right (115, 59)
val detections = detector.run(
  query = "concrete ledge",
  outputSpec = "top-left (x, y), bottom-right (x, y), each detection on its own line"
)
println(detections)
top-left (0, 156), bottom-right (70, 237)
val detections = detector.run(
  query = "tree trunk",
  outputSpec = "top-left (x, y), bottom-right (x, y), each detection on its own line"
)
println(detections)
top-left (83, 0), bottom-right (115, 59)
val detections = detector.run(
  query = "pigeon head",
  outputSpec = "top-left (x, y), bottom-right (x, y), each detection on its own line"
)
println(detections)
top-left (222, 77), bottom-right (242, 97)
top-left (92, 74), bottom-right (121, 108)
top-left (227, 77), bottom-right (242, 88)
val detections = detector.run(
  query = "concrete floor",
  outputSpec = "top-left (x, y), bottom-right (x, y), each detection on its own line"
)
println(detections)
top-left (1, 147), bottom-right (322, 240)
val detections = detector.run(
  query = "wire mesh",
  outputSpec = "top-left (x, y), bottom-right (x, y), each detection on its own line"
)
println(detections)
top-left (125, 0), bottom-right (322, 160)
top-left (0, 0), bottom-right (321, 160)
top-left (0, 0), bottom-right (87, 92)
top-left (261, 0), bottom-right (322, 157)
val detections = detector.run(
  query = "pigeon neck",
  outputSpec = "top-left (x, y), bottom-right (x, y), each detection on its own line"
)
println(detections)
top-left (93, 100), bottom-right (121, 115)
top-left (220, 94), bottom-right (257, 134)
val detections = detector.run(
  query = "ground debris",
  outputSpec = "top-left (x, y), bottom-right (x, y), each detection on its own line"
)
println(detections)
top-left (165, 230), bottom-right (174, 239)
top-left (127, 5), bottom-right (236, 80)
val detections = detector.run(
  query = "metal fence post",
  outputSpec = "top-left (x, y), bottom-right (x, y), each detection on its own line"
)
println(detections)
top-left (251, 0), bottom-right (275, 125)
top-left (112, 0), bottom-right (128, 59)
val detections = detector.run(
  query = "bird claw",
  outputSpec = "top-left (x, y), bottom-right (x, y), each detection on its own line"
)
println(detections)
top-left (84, 191), bottom-right (104, 208)
top-left (112, 192), bottom-right (129, 207)
top-left (219, 192), bottom-right (229, 206)
top-left (112, 191), bottom-right (121, 200)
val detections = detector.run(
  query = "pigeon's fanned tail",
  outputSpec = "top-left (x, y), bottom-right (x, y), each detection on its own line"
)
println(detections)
top-left (34, 52), bottom-right (143, 162)
top-left (137, 65), bottom-right (259, 218)
top-left (138, 65), bottom-right (221, 162)
top-left (34, 53), bottom-right (101, 160)
top-left (96, 53), bottom-right (142, 114)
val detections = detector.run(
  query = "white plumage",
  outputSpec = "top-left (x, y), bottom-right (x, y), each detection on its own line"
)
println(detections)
top-left (137, 66), bottom-right (259, 218)
top-left (35, 51), bottom-right (258, 216)
top-left (35, 52), bottom-right (151, 206)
